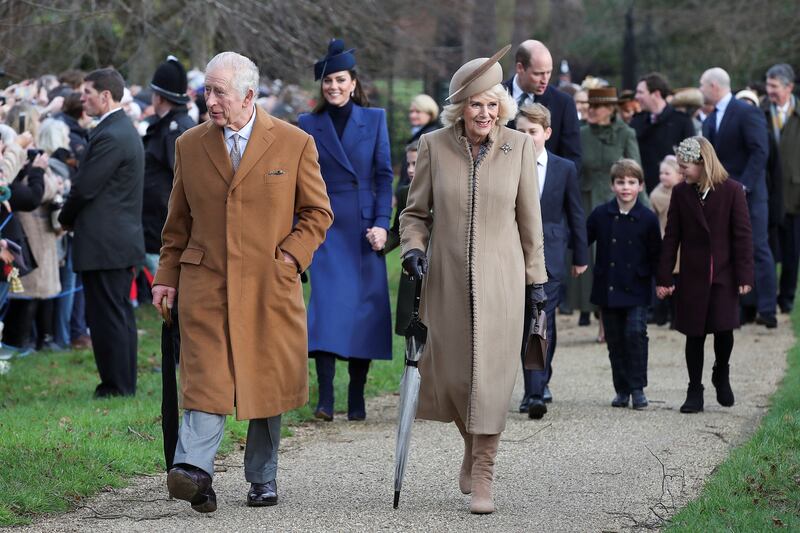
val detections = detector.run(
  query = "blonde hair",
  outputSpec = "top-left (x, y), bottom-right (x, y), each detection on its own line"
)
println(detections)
top-left (660, 154), bottom-right (680, 174)
top-left (440, 84), bottom-right (517, 128)
top-left (37, 118), bottom-right (70, 155)
top-left (685, 136), bottom-right (728, 190)
top-left (409, 94), bottom-right (439, 121)
top-left (6, 103), bottom-right (40, 139)
top-left (516, 102), bottom-right (551, 129)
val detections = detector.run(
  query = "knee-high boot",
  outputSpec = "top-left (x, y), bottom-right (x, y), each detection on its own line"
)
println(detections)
top-left (470, 433), bottom-right (500, 514)
top-left (453, 418), bottom-right (472, 494)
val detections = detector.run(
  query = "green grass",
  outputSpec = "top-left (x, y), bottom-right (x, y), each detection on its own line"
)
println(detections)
top-left (0, 253), bottom-right (406, 526)
top-left (665, 308), bottom-right (800, 531)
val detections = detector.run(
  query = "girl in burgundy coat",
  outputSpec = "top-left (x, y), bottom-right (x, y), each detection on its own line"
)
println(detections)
top-left (656, 137), bottom-right (754, 414)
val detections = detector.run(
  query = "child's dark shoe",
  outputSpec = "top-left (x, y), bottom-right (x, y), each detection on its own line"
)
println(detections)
top-left (611, 393), bottom-right (630, 407)
top-left (631, 389), bottom-right (648, 409)
top-left (680, 384), bottom-right (704, 413)
top-left (711, 365), bottom-right (734, 407)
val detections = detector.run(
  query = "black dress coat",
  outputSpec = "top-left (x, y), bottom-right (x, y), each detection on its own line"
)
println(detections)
top-left (381, 184), bottom-right (415, 335)
top-left (142, 105), bottom-right (195, 254)
top-left (657, 180), bottom-right (754, 336)
top-left (503, 79), bottom-right (582, 172)
top-left (629, 105), bottom-right (695, 193)
top-left (59, 109), bottom-right (145, 271)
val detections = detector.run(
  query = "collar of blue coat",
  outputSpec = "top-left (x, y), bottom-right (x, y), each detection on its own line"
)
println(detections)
top-left (604, 197), bottom-right (648, 219)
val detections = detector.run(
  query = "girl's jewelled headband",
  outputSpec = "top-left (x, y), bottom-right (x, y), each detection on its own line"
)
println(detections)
top-left (676, 138), bottom-right (702, 163)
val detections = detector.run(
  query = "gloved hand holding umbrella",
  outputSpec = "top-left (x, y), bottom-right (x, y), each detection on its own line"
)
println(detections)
top-left (394, 249), bottom-right (428, 508)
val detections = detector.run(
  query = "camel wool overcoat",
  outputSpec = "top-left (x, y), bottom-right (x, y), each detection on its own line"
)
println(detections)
top-left (400, 124), bottom-right (547, 435)
top-left (154, 106), bottom-right (333, 420)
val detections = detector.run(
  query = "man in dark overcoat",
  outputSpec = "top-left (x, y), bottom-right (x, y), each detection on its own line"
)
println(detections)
top-left (700, 67), bottom-right (776, 327)
top-left (631, 72), bottom-right (696, 193)
top-left (763, 64), bottom-right (800, 313)
top-left (142, 55), bottom-right (195, 274)
top-left (59, 68), bottom-right (145, 397)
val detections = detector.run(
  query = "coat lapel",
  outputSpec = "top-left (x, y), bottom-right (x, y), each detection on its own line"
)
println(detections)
top-left (683, 184), bottom-right (710, 234)
top-left (341, 105), bottom-right (366, 167)
top-left (313, 111), bottom-right (356, 176)
top-left (541, 157), bottom-right (559, 205)
top-left (202, 122), bottom-right (233, 186)
top-left (230, 106), bottom-right (275, 192)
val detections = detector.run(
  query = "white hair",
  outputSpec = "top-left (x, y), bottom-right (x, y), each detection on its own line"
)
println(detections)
top-left (0, 124), bottom-right (17, 144)
top-left (702, 67), bottom-right (731, 90)
top-left (440, 84), bottom-right (517, 128)
top-left (206, 51), bottom-right (259, 99)
top-left (37, 118), bottom-right (70, 155)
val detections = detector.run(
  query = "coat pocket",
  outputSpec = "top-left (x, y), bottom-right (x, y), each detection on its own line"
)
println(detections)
top-left (179, 248), bottom-right (204, 265)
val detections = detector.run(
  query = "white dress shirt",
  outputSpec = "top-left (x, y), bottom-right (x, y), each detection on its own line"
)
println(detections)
top-left (715, 92), bottom-right (733, 131)
top-left (511, 74), bottom-right (530, 105)
top-left (224, 105), bottom-right (256, 156)
top-left (97, 106), bottom-right (123, 125)
top-left (536, 149), bottom-right (548, 198)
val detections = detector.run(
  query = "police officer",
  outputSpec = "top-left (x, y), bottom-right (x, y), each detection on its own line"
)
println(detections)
top-left (142, 56), bottom-right (196, 274)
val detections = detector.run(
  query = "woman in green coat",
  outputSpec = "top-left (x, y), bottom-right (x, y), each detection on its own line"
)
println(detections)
top-left (569, 87), bottom-right (643, 337)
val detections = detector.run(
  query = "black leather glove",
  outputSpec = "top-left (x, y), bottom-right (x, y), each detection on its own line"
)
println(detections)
top-left (402, 249), bottom-right (428, 280)
top-left (526, 283), bottom-right (547, 314)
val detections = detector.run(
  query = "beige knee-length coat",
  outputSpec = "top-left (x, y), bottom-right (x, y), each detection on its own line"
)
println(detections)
top-left (400, 123), bottom-right (546, 435)
top-left (153, 106), bottom-right (333, 420)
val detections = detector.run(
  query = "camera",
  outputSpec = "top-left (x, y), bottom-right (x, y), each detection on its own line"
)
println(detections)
top-left (27, 148), bottom-right (44, 161)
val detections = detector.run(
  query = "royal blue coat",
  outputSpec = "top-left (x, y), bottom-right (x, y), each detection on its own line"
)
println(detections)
top-left (587, 199), bottom-right (662, 308)
top-left (299, 105), bottom-right (393, 360)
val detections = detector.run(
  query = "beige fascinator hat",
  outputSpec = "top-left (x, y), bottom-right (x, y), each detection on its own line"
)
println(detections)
top-left (446, 45), bottom-right (511, 103)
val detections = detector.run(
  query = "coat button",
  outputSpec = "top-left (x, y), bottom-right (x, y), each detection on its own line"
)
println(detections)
top-left (609, 286), bottom-right (614, 291)
top-left (610, 262), bottom-right (615, 267)
top-left (614, 215), bottom-right (619, 220)
top-left (628, 240), bottom-right (633, 244)
top-left (612, 238), bottom-right (616, 243)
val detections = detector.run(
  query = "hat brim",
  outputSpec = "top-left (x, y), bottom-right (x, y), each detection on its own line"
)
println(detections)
top-left (151, 83), bottom-right (190, 104)
top-left (588, 97), bottom-right (618, 105)
top-left (446, 44), bottom-right (511, 103)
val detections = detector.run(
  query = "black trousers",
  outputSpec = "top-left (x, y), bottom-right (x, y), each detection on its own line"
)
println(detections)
top-left (778, 213), bottom-right (800, 309)
top-left (82, 268), bottom-right (138, 396)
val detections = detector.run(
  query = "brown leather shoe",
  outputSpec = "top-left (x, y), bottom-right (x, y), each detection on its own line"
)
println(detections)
top-left (167, 465), bottom-right (217, 513)
top-left (71, 335), bottom-right (92, 350)
top-left (247, 480), bottom-right (278, 506)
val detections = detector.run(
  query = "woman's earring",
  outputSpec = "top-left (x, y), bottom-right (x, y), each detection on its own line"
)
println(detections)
top-left (350, 92), bottom-right (354, 98)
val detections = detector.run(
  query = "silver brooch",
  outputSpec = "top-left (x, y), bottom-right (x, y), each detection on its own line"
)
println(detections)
top-left (500, 143), bottom-right (512, 154)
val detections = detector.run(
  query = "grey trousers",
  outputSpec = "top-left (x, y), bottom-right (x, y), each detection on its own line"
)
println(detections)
top-left (173, 409), bottom-right (282, 484)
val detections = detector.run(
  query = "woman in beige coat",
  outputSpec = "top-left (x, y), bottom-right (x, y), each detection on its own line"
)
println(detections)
top-left (400, 46), bottom-right (547, 514)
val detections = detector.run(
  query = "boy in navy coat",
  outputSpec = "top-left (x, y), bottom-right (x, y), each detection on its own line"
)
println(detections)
top-left (515, 103), bottom-right (589, 419)
top-left (587, 159), bottom-right (661, 409)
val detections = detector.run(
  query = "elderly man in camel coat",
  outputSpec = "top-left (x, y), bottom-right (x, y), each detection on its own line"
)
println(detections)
top-left (152, 52), bottom-right (332, 513)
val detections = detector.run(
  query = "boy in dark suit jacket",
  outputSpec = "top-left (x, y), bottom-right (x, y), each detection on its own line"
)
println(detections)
top-left (587, 159), bottom-right (661, 410)
top-left (515, 103), bottom-right (588, 419)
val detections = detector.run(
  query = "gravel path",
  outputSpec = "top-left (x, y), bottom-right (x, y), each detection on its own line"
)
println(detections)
top-left (17, 315), bottom-right (791, 532)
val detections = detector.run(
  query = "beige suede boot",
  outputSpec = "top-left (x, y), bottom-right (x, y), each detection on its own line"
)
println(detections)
top-left (469, 433), bottom-right (500, 514)
top-left (454, 419), bottom-right (472, 494)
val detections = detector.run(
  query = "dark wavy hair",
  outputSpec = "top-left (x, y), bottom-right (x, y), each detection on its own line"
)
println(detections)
top-left (311, 69), bottom-right (369, 114)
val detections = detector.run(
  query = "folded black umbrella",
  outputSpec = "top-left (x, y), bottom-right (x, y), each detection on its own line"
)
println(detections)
top-left (160, 297), bottom-right (180, 471)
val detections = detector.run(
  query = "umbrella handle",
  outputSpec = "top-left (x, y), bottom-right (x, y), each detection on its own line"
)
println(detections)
top-left (161, 295), bottom-right (172, 326)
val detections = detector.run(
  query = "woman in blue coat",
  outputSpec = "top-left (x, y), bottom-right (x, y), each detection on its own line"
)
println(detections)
top-left (298, 39), bottom-right (393, 421)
